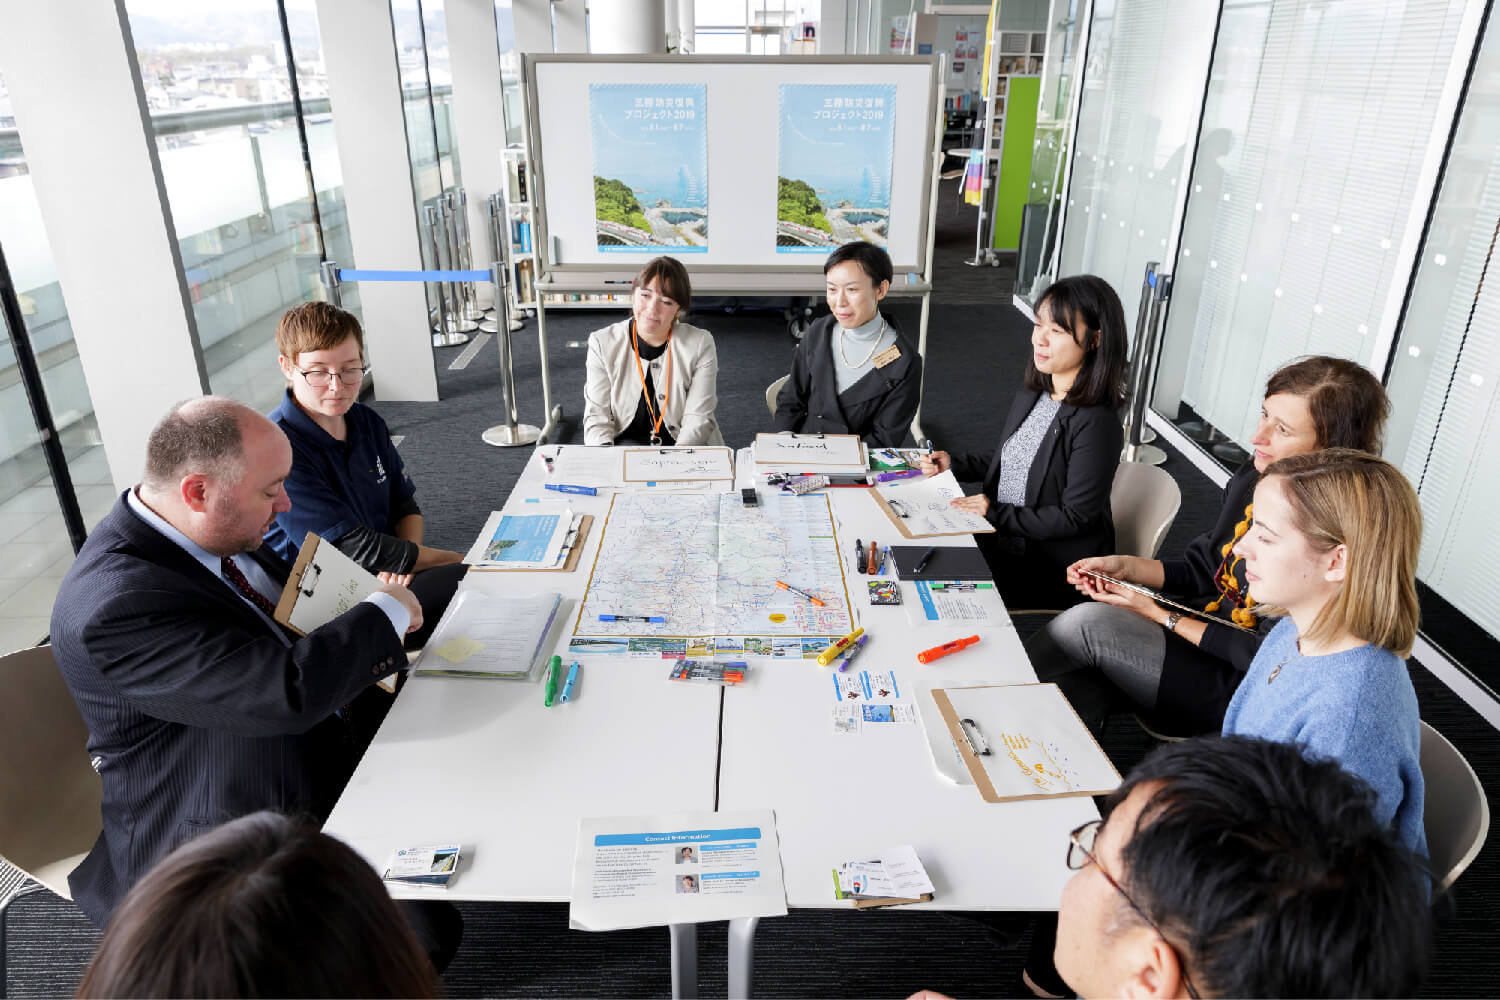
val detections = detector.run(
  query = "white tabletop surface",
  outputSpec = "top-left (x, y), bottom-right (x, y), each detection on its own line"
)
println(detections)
top-left (323, 449), bottom-right (722, 901)
top-left (327, 447), bottom-right (1098, 910)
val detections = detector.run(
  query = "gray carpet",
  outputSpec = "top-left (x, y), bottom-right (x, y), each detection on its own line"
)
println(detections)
top-left (7, 247), bottom-right (1497, 997)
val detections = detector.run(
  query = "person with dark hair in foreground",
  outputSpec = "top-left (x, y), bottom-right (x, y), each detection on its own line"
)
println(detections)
top-left (774, 240), bottom-right (922, 446)
top-left (909, 735), bottom-right (1432, 999)
top-left (918, 274), bottom-right (1128, 608)
top-left (77, 812), bottom-right (439, 998)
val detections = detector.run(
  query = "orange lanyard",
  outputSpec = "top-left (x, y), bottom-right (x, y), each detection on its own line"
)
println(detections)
top-left (630, 320), bottom-right (672, 445)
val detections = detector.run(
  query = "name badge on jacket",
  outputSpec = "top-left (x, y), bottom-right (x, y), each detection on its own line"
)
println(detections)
top-left (872, 345), bottom-right (902, 369)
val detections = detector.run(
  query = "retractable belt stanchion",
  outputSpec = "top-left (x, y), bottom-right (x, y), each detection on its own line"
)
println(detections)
top-left (1123, 261), bottom-right (1168, 466)
top-left (320, 260), bottom-right (343, 308)
top-left (435, 196), bottom-right (477, 345)
top-left (481, 261), bottom-right (541, 447)
top-left (454, 189), bottom-right (497, 334)
top-left (488, 190), bottom-right (525, 332)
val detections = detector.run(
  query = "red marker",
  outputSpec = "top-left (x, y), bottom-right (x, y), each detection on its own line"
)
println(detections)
top-left (917, 634), bottom-right (981, 664)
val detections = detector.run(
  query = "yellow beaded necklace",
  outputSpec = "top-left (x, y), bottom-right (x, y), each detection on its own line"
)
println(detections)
top-left (1204, 502), bottom-right (1259, 629)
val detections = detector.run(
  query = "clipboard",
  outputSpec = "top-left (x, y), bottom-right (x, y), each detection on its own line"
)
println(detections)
top-left (620, 446), bottom-right (734, 484)
top-left (869, 485), bottom-right (996, 538)
top-left (468, 514), bottom-right (593, 573)
top-left (752, 432), bottom-right (866, 471)
top-left (931, 683), bottom-right (1121, 803)
top-left (273, 532), bottom-right (382, 638)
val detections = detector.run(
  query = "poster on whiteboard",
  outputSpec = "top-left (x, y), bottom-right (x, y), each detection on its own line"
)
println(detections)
top-left (589, 83), bottom-right (709, 253)
top-left (776, 83), bottom-right (896, 254)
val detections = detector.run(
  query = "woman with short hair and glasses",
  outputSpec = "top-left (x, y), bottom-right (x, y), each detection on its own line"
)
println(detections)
top-left (266, 302), bottom-right (466, 646)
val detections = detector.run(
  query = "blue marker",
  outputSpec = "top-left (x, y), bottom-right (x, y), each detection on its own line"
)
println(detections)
top-left (545, 483), bottom-right (597, 496)
top-left (559, 662), bottom-right (580, 702)
top-left (599, 614), bottom-right (666, 623)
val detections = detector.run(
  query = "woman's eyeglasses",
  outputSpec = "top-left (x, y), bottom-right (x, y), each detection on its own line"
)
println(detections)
top-left (293, 365), bottom-right (370, 388)
top-left (1066, 820), bottom-right (1201, 1000)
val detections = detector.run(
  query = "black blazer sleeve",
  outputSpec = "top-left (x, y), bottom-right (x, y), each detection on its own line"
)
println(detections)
top-left (866, 350), bottom-right (921, 449)
top-left (949, 450), bottom-right (993, 484)
top-left (987, 404), bottom-right (1122, 540)
top-left (773, 340), bottom-right (813, 432)
top-left (79, 593), bottom-right (405, 738)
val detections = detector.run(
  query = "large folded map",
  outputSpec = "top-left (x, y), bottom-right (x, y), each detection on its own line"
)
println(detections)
top-left (575, 493), bottom-right (854, 638)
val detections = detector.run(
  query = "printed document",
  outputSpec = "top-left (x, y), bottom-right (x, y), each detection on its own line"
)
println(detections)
top-left (569, 810), bottom-right (787, 930)
top-left (463, 509), bottom-right (575, 567)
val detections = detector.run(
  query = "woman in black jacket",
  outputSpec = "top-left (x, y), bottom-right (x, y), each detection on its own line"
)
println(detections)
top-left (920, 275), bottom-right (1127, 609)
top-left (1025, 355), bottom-right (1391, 735)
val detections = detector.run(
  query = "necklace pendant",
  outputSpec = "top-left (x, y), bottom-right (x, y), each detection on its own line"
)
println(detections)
top-left (1267, 662), bottom-right (1284, 684)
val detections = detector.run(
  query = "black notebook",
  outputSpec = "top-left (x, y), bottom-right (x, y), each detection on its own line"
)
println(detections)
top-left (888, 545), bottom-right (992, 582)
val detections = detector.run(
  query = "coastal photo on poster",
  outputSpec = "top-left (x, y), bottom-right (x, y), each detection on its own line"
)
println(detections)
top-left (776, 83), bottom-right (895, 253)
top-left (589, 83), bottom-right (709, 253)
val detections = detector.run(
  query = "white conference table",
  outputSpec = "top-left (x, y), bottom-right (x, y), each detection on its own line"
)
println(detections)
top-left (326, 446), bottom-right (1099, 998)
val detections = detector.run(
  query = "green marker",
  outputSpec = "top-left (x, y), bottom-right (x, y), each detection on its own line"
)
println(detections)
top-left (544, 655), bottom-right (561, 706)
top-left (929, 583), bottom-right (995, 591)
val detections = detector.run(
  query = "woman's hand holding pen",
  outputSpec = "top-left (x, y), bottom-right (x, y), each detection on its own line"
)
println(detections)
top-left (917, 450), bottom-right (951, 476)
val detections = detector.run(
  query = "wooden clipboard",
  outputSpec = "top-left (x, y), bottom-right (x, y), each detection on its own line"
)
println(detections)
top-left (468, 514), bottom-right (593, 573)
top-left (620, 446), bottom-right (735, 484)
top-left (931, 683), bottom-right (1120, 804)
top-left (273, 532), bottom-right (381, 638)
top-left (751, 432), bottom-right (866, 471)
top-left (869, 489), bottom-right (996, 538)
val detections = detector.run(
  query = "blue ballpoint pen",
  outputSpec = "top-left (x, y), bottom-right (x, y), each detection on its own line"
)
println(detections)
top-left (545, 483), bottom-right (597, 496)
top-left (559, 662), bottom-right (580, 702)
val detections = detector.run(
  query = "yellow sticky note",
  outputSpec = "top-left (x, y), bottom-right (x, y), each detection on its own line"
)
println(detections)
top-left (433, 636), bottom-right (484, 664)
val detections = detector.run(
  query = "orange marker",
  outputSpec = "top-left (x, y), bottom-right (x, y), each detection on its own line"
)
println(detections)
top-left (776, 580), bottom-right (826, 607)
top-left (917, 634), bottom-right (981, 664)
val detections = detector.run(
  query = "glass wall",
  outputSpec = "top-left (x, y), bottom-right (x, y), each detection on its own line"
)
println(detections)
top-left (1385, 10), bottom-right (1500, 642)
top-left (1150, 0), bottom-right (1470, 458)
top-left (125, 0), bottom-right (362, 413)
top-left (1053, 0), bottom-right (1218, 339)
top-left (0, 71), bottom-right (106, 651)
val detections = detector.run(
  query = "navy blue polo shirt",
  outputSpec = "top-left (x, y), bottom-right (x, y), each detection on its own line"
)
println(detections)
top-left (265, 390), bottom-right (419, 564)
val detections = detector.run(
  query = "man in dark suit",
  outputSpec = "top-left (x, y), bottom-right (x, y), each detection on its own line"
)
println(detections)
top-left (49, 397), bottom-right (424, 928)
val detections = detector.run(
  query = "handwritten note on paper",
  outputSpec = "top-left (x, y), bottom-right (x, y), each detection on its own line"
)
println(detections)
top-left (621, 446), bottom-right (734, 482)
top-left (876, 470), bottom-right (993, 535)
top-left (280, 536), bottom-right (382, 637)
top-left (933, 683), bottom-right (1121, 802)
top-left (751, 432), bottom-right (864, 470)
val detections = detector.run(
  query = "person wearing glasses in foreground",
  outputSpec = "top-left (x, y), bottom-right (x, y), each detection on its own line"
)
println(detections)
top-left (583, 256), bottom-right (724, 447)
top-left (907, 736), bottom-right (1432, 1000)
top-left (266, 302), bottom-right (466, 643)
top-left (1025, 356), bottom-right (1390, 735)
top-left (1221, 449), bottom-right (1426, 856)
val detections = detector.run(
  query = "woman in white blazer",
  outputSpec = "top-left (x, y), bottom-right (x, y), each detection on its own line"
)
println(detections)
top-left (583, 257), bottom-right (724, 447)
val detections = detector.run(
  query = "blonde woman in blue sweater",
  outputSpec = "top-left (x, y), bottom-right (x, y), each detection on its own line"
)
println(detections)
top-left (1222, 448), bottom-right (1426, 856)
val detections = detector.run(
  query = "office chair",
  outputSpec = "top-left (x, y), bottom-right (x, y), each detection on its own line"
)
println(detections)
top-left (765, 374), bottom-right (790, 418)
top-left (1420, 720), bottom-right (1489, 892)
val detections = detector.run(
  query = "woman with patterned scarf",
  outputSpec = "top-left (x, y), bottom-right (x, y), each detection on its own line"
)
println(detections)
top-left (1023, 356), bottom-right (1390, 736)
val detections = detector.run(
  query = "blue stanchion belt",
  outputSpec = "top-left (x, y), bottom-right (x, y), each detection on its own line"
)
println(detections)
top-left (337, 269), bottom-right (491, 282)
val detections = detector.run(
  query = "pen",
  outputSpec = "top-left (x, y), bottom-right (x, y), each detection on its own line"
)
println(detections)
top-left (838, 633), bottom-right (869, 671)
top-left (917, 634), bottom-right (981, 664)
top-left (543, 655), bottom-right (561, 706)
top-left (775, 580), bottom-right (826, 607)
top-left (816, 626), bottom-right (866, 667)
top-left (875, 469), bottom-right (922, 482)
top-left (545, 483), bottom-right (597, 496)
top-left (881, 545), bottom-right (891, 576)
top-left (559, 661), bottom-right (580, 702)
top-left (913, 546), bottom-right (937, 574)
top-left (599, 614), bottom-right (666, 623)
top-left (866, 540), bottom-right (878, 574)
top-left (543, 453), bottom-right (554, 474)
top-left (855, 538), bottom-right (865, 574)
top-left (929, 582), bottom-right (994, 591)
top-left (924, 439), bottom-right (934, 455)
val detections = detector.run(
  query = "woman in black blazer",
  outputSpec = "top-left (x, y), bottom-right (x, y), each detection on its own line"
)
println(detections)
top-left (920, 275), bottom-right (1127, 608)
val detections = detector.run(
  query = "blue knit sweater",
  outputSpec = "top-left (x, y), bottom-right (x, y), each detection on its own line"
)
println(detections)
top-left (1222, 617), bottom-right (1427, 857)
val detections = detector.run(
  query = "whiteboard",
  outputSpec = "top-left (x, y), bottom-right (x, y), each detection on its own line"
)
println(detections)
top-left (525, 55), bottom-right (940, 274)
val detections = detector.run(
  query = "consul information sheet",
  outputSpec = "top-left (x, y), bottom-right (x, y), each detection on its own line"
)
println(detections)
top-left (569, 810), bottom-right (788, 930)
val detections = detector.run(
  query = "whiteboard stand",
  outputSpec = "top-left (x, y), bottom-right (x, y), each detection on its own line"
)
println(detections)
top-left (524, 54), bottom-right (942, 448)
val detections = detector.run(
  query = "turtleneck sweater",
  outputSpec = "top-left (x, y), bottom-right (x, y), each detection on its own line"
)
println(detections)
top-left (830, 312), bottom-right (895, 394)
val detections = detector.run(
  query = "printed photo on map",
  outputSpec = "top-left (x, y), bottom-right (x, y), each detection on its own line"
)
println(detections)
top-left (776, 83), bottom-right (896, 254)
top-left (590, 83), bottom-right (708, 253)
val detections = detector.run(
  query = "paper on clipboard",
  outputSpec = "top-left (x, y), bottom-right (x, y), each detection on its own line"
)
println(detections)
top-left (872, 470), bottom-right (996, 537)
top-left (621, 446), bottom-right (734, 483)
top-left (273, 532), bottom-right (382, 636)
top-left (546, 446), bottom-right (624, 486)
top-left (930, 683), bottom-right (1120, 803)
top-left (752, 432), bottom-right (865, 472)
top-left (462, 508), bottom-right (576, 567)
